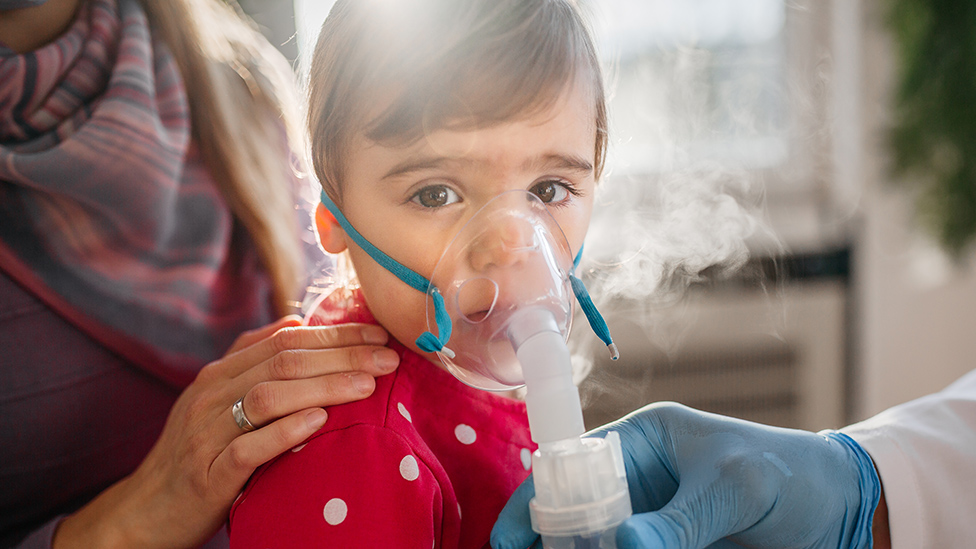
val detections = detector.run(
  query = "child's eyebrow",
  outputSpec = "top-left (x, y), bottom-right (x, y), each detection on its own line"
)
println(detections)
top-left (381, 153), bottom-right (593, 181)
top-left (522, 153), bottom-right (593, 175)
top-left (381, 156), bottom-right (448, 180)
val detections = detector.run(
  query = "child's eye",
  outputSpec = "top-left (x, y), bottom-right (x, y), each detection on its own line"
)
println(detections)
top-left (530, 180), bottom-right (575, 204)
top-left (411, 185), bottom-right (461, 208)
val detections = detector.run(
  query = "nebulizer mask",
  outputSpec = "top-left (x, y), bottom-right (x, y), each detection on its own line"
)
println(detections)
top-left (320, 188), bottom-right (632, 548)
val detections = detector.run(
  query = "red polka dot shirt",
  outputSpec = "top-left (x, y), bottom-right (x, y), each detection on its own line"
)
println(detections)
top-left (229, 289), bottom-right (535, 548)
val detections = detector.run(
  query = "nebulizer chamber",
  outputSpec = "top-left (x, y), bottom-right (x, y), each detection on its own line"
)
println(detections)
top-left (508, 307), bottom-right (632, 549)
top-left (426, 191), bottom-right (632, 547)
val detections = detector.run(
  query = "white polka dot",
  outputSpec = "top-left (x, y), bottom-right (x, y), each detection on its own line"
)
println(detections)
top-left (520, 448), bottom-right (532, 470)
top-left (398, 402), bottom-right (412, 422)
top-left (454, 424), bottom-right (476, 445)
top-left (400, 454), bottom-right (420, 481)
top-left (291, 443), bottom-right (307, 453)
top-left (323, 498), bottom-right (347, 525)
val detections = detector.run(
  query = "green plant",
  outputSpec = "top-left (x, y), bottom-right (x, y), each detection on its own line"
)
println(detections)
top-left (887, 0), bottom-right (976, 256)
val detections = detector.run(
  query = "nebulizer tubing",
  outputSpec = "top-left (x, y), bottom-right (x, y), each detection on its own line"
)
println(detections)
top-left (319, 189), bottom-right (631, 547)
top-left (506, 307), bottom-right (631, 548)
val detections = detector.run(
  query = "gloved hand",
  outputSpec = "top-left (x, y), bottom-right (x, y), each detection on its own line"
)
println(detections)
top-left (491, 402), bottom-right (881, 549)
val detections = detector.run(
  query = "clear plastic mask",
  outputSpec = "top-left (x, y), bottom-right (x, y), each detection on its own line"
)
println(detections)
top-left (316, 187), bottom-right (615, 391)
top-left (425, 190), bottom-right (575, 391)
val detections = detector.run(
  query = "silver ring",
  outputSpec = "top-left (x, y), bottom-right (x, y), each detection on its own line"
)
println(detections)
top-left (232, 397), bottom-right (256, 433)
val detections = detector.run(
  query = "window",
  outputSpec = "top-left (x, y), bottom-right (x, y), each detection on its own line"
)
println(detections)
top-left (589, 0), bottom-right (788, 173)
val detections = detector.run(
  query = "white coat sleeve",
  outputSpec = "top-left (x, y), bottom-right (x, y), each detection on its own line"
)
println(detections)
top-left (842, 368), bottom-right (976, 548)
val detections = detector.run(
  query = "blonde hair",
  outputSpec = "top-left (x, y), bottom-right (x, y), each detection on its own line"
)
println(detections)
top-left (140, 0), bottom-right (305, 314)
top-left (307, 0), bottom-right (607, 207)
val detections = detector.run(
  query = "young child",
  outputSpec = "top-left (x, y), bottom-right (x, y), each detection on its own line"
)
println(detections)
top-left (228, 0), bottom-right (608, 546)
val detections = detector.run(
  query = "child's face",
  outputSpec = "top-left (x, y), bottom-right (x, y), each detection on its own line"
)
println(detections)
top-left (321, 83), bottom-right (597, 361)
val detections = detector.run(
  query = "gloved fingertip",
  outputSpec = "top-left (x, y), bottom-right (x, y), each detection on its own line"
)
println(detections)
top-left (616, 515), bottom-right (670, 549)
top-left (490, 477), bottom-right (538, 549)
top-left (489, 524), bottom-right (540, 549)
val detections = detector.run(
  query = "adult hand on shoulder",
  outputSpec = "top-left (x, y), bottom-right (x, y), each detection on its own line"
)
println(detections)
top-left (53, 317), bottom-right (400, 549)
top-left (491, 402), bottom-right (886, 549)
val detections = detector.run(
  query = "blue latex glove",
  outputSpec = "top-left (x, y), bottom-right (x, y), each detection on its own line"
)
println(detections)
top-left (491, 402), bottom-right (881, 549)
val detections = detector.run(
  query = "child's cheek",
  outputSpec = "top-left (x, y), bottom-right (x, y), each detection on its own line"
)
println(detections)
top-left (363, 268), bottom-right (428, 345)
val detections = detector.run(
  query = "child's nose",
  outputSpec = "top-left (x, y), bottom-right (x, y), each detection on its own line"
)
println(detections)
top-left (467, 218), bottom-right (538, 272)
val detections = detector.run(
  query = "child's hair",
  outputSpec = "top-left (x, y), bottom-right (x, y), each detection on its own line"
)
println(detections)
top-left (307, 0), bottom-right (607, 206)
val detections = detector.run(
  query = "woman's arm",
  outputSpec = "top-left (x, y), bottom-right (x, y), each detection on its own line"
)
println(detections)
top-left (49, 319), bottom-right (398, 549)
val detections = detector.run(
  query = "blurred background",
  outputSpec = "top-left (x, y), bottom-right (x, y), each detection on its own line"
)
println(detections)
top-left (240, 0), bottom-right (976, 431)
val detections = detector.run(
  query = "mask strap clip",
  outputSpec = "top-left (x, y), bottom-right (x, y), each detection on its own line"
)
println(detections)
top-left (571, 247), bottom-right (619, 360)
top-left (414, 289), bottom-right (455, 358)
top-left (320, 190), bottom-right (455, 358)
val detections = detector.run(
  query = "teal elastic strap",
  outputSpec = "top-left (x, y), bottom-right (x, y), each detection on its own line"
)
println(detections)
top-left (415, 289), bottom-right (453, 357)
top-left (320, 190), bottom-right (454, 357)
top-left (320, 190), bottom-right (430, 294)
top-left (571, 247), bottom-right (619, 360)
top-left (320, 190), bottom-right (616, 360)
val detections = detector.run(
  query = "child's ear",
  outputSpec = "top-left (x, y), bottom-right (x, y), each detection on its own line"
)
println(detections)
top-left (315, 202), bottom-right (348, 254)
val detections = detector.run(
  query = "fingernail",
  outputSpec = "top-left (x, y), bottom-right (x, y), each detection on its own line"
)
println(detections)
top-left (306, 408), bottom-right (328, 430)
top-left (362, 326), bottom-right (388, 345)
top-left (351, 372), bottom-right (375, 394)
top-left (373, 349), bottom-right (400, 371)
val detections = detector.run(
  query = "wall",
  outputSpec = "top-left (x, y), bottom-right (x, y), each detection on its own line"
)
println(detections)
top-left (851, 0), bottom-right (976, 419)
